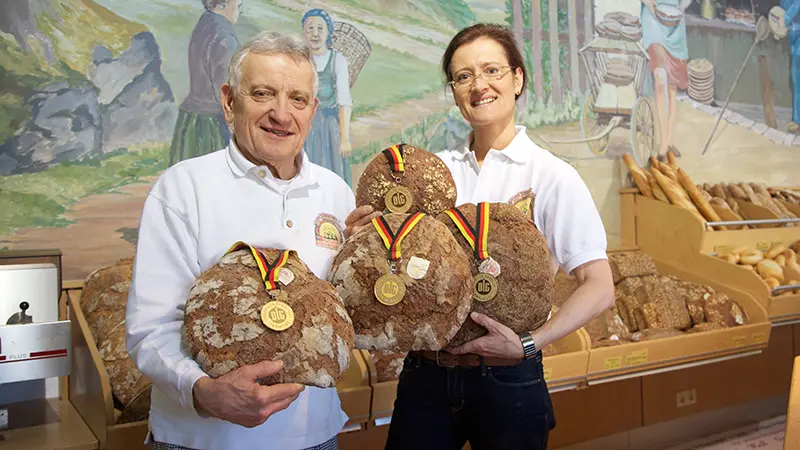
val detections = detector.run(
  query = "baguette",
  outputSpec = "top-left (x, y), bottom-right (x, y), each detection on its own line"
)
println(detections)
top-left (622, 154), bottom-right (653, 198)
top-left (739, 183), bottom-right (762, 205)
top-left (752, 183), bottom-right (771, 198)
top-left (651, 167), bottom-right (703, 218)
top-left (676, 168), bottom-right (726, 228)
top-left (649, 156), bottom-right (661, 171)
top-left (659, 163), bottom-right (679, 183)
top-left (667, 151), bottom-right (679, 167)
top-left (710, 184), bottom-right (727, 201)
top-left (645, 169), bottom-right (669, 202)
top-left (727, 183), bottom-right (747, 200)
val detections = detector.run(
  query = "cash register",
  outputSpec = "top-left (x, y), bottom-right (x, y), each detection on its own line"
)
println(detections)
top-left (0, 249), bottom-right (95, 449)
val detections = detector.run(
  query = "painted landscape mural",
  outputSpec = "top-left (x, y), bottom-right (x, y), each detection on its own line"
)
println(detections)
top-left (0, 0), bottom-right (797, 281)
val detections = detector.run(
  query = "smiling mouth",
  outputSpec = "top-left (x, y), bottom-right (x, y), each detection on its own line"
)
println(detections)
top-left (262, 127), bottom-right (293, 137)
top-left (472, 97), bottom-right (497, 107)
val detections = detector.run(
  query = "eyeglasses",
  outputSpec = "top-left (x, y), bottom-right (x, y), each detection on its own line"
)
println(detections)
top-left (448, 65), bottom-right (514, 90)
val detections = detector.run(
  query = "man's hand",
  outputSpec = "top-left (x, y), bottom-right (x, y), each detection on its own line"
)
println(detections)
top-left (344, 205), bottom-right (382, 239)
top-left (192, 360), bottom-right (304, 428)
top-left (448, 312), bottom-right (524, 359)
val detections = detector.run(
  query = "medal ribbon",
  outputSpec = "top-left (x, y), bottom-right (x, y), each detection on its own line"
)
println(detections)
top-left (443, 202), bottom-right (490, 260)
top-left (372, 213), bottom-right (425, 261)
top-left (382, 144), bottom-right (405, 173)
top-left (225, 242), bottom-right (291, 290)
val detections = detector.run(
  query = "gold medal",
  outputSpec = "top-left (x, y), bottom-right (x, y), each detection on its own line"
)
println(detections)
top-left (473, 273), bottom-right (498, 302)
top-left (385, 186), bottom-right (413, 213)
top-left (261, 300), bottom-right (295, 331)
top-left (374, 273), bottom-right (406, 306)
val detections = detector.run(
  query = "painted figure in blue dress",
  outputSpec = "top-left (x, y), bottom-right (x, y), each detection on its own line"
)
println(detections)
top-left (302, 9), bottom-right (353, 186)
top-left (783, 0), bottom-right (800, 133)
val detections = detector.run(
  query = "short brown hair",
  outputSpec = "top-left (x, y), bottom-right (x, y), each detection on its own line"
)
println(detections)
top-left (441, 23), bottom-right (528, 99)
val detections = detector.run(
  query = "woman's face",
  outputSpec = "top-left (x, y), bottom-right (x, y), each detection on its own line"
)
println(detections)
top-left (449, 37), bottom-right (523, 129)
top-left (303, 16), bottom-right (328, 54)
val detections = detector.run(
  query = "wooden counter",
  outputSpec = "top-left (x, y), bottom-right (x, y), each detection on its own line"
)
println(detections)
top-left (0, 399), bottom-right (97, 450)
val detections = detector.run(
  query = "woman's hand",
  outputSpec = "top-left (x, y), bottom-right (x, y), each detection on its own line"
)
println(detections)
top-left (447, 312), bottom-right (525, 359)
top-left (344, 205), bottom-right (382, 239)
top-left (340, 139), bottom-right (352, 158)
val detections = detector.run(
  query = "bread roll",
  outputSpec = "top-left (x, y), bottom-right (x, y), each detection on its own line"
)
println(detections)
top-left (766, 244), bottom-right (787, 260)
top-left (764, 277), bottom-right (781, 289)
top-left (728, 184), bottom-right (748, 200)
top-left (756, 259), bottom-right (785, 283)
top-left (740, 249), bottom-right (763, 265)
top-left (623, 154), bottom-right (654, 198)
top-left (711, 184), bottom-right (727, 200)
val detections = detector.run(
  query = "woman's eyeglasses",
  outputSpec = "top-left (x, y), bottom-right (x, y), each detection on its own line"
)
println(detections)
top-left (448, 65), bottom-right (514, 90)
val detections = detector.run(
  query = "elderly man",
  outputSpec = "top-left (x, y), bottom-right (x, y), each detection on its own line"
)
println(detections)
top-left (126, 31), bottom-right (361, 450)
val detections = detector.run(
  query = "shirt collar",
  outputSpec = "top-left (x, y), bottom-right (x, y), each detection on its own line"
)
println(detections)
top-left (226, 138), bottom-right (316, 190)
top-left (453, 125), bottom-right (534, 164)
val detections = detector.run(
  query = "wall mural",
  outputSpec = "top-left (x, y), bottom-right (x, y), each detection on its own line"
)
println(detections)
top-left (0, 0), bottom-right (796, 281)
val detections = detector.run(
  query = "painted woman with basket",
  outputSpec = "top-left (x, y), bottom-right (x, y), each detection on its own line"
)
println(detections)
top-left (641, 0), bottom-right (692, 159)
top-left (302, 8), bottom-right (353, 186)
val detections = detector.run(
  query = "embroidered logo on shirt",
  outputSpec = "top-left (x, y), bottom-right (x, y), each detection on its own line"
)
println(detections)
top-left (314, 213), bottom-right (344, 250)
top-left (508, 188), bottom-right (534, 219)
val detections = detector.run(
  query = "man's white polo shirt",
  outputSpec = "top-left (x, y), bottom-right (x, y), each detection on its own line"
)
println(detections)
top-left (126, 140), bottom-right (353, 450)
top-left (436, 125), bottom-right (608, 275)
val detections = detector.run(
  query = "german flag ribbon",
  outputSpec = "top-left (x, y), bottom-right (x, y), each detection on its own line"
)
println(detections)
top-left (371, 213), bottom-right (425, 261)
top-left (382, 144), bottom-right (405, 173)
top-left (443, 202), bottom-right (490, 260)
top-left (226, 242), bottom-right (291, 291)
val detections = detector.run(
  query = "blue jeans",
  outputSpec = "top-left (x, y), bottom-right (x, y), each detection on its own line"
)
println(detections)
top-left (385, 353), bottom-right (555, 450)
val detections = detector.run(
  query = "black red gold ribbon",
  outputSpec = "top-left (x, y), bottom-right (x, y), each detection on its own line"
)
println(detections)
top-left (382, 144), bottom-right (405, 173)
top-left (226, 242), bottom-right (291, 290)
top-left (372, 213), bottom-right (425, 261)
top-left (443, 202), bottom-right (490, 260)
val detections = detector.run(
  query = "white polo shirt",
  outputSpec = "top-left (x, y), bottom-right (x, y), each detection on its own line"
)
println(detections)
top-left (436, 125), bottom-right (608, 275)
top-left (126, 140), bottom-right (353, 450)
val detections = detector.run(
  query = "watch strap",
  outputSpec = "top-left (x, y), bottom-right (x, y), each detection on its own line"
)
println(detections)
top-left (520, 331), bottom-right (537, 360)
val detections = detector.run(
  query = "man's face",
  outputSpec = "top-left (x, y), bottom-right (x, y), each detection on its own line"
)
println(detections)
top-left (222, 52), bottom-right (317, 168)
top-left (303, 16), bottom-right (327, 53)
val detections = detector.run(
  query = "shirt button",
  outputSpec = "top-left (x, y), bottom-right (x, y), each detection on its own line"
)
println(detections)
top-left (286, 220), bottom-right (293, 228)
top-left (257, 170), bottom-right (266, 178)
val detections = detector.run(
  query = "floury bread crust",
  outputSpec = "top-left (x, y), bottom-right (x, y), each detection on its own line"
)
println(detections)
top-left (355, 144), bottom-right (457, 216)
top-left (183, 249), bottom-right (355, 388)
top-left (436, 203), bottom-right (555, 347)
top-left (81, 257), bottom-right (150, 408)
top-left (328, 213), bottom-right (473, 352)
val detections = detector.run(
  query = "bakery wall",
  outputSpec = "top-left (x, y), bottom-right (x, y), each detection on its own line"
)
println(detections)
top-left (1, 0), bottom-right (797, 281)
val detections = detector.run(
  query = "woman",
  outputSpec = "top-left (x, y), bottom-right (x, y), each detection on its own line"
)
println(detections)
top-left (302, 8), bottom-right (353, 186)
top-left (169, 0), bottom-right (241, 166)
top-left (345, 24), bottom-right (615, 450)
top-left (641, 0), bottom-right (692, 159)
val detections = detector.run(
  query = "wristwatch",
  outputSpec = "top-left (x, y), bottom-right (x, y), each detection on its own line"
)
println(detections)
top-left (519, 331), bottom-right (538, 360)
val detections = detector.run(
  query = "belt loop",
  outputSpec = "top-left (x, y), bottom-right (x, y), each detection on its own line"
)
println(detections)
top-left (479, 356), bottom-right (487, 375)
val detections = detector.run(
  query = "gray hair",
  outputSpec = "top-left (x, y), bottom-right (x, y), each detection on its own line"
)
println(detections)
top-left (227, 31), bottom-right (319, 99)
top-left (202, 0), bottom-right (229, 10)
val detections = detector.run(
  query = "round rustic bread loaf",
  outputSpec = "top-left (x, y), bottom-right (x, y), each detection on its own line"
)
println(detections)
top-left (183, 249), bottom-right (355, 388)
top-left (328, 213), bottom-right (472, 352)
top-left (436, 203), bottom-right (555, 348)
top-left (117, 385), bottom-right (151, 424)
top-left (355, 143), bottom-right (457, 216)
top-left (81, 256), bottom-right (151, 407)
top-left (368, 349), bottom-right (406, 382)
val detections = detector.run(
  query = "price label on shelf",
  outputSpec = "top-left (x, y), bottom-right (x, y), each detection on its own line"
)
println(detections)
top-left (625, 349), bottom-right (649, 366)
top-left (733, 336), bottom-right (747, 347)
top-left (752, 333), bottom-right (766, 344)
top-left (604, 356), bottom-right (622, 370)
top-left (756, 242), bottom-right (771, 252)
top-left (713, 245), bottom-right (730, 254)
top-left (543, 367), bottom-right (552, 382)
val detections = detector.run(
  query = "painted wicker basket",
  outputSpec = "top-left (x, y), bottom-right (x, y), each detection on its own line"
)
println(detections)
top-left (332, 21), bottom-right (372, 88)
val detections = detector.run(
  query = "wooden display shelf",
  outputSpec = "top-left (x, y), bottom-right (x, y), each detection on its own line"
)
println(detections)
top-left (0, 398), bottom-right (98, 450)
top-left (586, 252), bottom-right (771, 384)
top-left (67, 290), bottom-right (148, 450)
top-left (632, 194), bottom-right (800, 324)
top-left (66, 287), bottom-right (373, 446)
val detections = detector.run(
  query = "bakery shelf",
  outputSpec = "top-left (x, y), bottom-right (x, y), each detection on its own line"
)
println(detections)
top-left (67, 289), bottom-right (149, 450)
top-left (586, 252), bottom-right (771, 384)
top-left (632, 194), bottom-right (800, 323)
top-left (66, 287), bottom-right (373, 445)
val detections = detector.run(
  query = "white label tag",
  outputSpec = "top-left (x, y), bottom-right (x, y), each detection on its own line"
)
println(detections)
top-left (479, 257), bottom-right (502, 277)
top-left (278, 268), bottom-right (294, 286)
top-left (406, 256), bottom-right (430, 280)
